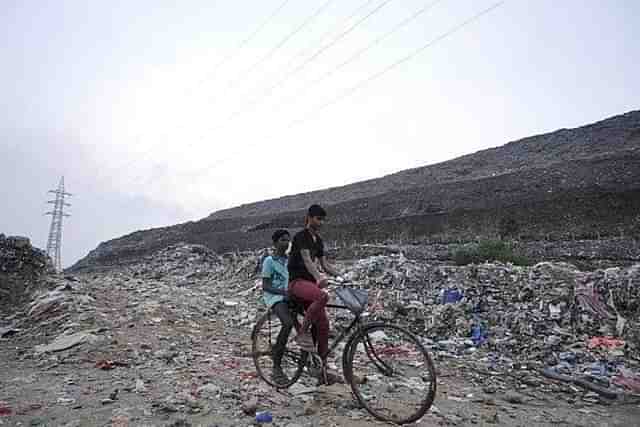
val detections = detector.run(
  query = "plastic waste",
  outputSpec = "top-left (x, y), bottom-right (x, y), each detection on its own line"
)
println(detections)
top-left (442, 288), bottom-right (463, 304)
top-left (548, 302), bottom-right (562, 319)
top-left (559, 352), bottom-right (577, 363)
top-left (589, 361), bottom-right (607, 376)
top-left (472, 297), bottom-right (486, 313)
top-left (471, 320), bottom-right (488, 346)
top-left (256, 411), bottom-right (273, 423)
top-left (587, 336), bottom-right (625, 350)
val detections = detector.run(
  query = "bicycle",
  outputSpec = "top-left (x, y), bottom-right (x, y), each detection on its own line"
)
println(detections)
top-left (251, 280), bottom-right (437, 424)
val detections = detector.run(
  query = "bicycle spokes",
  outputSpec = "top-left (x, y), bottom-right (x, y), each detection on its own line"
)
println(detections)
top-left (252, 311), bottom-right (307, 389)
top-left (346, 324), bottom-right (436, 424)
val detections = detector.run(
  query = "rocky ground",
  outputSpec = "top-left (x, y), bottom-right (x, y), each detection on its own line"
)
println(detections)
top-left (2, 241), bottom-right (640, 426)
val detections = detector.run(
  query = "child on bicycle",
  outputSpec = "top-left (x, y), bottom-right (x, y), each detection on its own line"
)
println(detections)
top-left (288, 204), bottom-right (342, 383)
top-left (261, 229), bottom-right (293, 384)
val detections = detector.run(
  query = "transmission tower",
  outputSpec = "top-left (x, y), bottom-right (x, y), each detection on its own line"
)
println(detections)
top-left (45, 176), bottom-right (72, 272)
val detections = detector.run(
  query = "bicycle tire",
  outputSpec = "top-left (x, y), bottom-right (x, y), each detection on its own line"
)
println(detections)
top-left (343, 322), bottom-right (437, 424)
top-left (251, 310), bottom-right (307, 388)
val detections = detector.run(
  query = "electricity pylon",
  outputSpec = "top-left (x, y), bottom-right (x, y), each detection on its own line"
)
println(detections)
top-left (45, 176), bottom-right (72, 273)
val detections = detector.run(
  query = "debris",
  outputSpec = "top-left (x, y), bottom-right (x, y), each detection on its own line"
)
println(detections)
top-left (2, 241), bottom-right (640, 425)
top-left (255, 410), bottom-right (273, 423)
top-left (94, 359), bottom-right (115, 370)
top-left (471, 322), bottom-right (488, 347)
top-left (504, 392), bottom-right (524, 404)
top-left (56, 398), bottom-right (76, 406)
top-left (34, 330), bottom-right (100, 353)
top-left (0, 327), bottom-right (19, 338)
top-left (242, 397), bottom-right (258, 415)
top-left (541, 368), bottom-right (621, 399)
top-left (0, 402), bottom-right (11, 417)
top-left (442, 288), bottom-right (463, 304)
top-left (587, 337), bottom-right (625, 350)
top-left (134, 379), bottom-right (147, 393)
top-left (197, 383), bottom-right (219, 398)
top-left (303, 400), bottom-right (317, 415)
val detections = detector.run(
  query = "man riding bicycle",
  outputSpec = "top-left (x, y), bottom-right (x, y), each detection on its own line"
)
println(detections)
top-left (288, 204), bottom-right (342, 382)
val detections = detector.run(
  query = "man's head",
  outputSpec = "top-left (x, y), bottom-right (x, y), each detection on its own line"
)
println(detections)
top-left (271, 229), bottom-right (290, 254)
top-left (306, 204), bottom-right (326, 231)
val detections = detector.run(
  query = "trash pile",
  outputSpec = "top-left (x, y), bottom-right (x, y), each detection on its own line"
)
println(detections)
top-left (0, 234), bottom-right (51, 314)
top-left (55, 243), bottom-right (640, 403)
top-left (341, 253), bottom-right (640, 401)
top-left (0, 234), bottom-right (50, 274)
top-left (2, 241), bottom-right (639, 425)
top-left (113, 243), bottom-right (263, 284)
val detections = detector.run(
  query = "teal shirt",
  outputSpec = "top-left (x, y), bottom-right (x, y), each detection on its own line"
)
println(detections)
top-left (261, 255), bottom-right (289, 307)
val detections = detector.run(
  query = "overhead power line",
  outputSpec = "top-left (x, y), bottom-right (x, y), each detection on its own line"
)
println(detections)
top-left (127, 0), bottom-right (397, 187)
top-left (289, 1), bottom-right (506, 128)
top-left (186, 1), bottom-right (506, 179)
top-left (137, 0), bottom-right (439, 172)
top-left (94, 0), bottom-right (292, 188)
top-left (247, 0), bottom-right (378, 96)
top-left (184, 0), bottom-right (292, 98)
top-left (131, 0), bottom-right (397, 185)
top-left (246, 0), bottom-right (396, 106)
top-left (209, 0), bottom-right (335, 97)
top-left (244, 0), bottom-right (445, 120)
top-left (114, 0), bottom-right (334, 187)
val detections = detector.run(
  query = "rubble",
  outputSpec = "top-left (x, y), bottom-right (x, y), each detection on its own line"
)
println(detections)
top-left (0, 234), bottom-right (51, 314)
top-left (1, 241), bottom-right (639, 426)
top-left (339, 253), bottom-right (640, 405)
top-left (34, 329), bottom-right (102, 353)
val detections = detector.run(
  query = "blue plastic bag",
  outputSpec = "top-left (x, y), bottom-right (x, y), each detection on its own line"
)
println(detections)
top-left (442, 288), bottom-right (463, 304)
top-left (256, 411), bottom-right (272, 423)
top-left (471, 324), bottom-right (488, 346)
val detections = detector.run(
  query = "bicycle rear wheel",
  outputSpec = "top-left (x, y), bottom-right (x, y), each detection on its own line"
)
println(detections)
top-left (252, 310), bottom-right (307, 388)
top-left (344, 322), bottom-right (437, 424)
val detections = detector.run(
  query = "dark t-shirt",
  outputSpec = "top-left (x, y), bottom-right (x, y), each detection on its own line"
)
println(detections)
top-left (288, 229), bottom-right (324, 282)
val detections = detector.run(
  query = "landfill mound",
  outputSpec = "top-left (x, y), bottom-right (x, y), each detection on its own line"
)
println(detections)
top-left (0, 234), bottom-right (51, 315)
top-left (1, 243), bottom-right (639, 425)
top-left (70, 110), bottom-right (640, 271)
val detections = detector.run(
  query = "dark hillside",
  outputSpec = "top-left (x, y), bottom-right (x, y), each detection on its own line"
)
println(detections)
top-left (70, 111), bottom-right (640, 272)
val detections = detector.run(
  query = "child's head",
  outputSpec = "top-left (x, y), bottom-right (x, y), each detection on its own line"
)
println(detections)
top-left (271, 229), bottom-right (290, 253)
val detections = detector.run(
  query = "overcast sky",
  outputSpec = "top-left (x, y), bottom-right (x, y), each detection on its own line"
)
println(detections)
top-left (1, 0), bottom-right (638, 267)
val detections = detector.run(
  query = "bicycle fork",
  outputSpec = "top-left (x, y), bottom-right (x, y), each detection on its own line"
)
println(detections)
top-left (362, 333), bottom-right (394, 376)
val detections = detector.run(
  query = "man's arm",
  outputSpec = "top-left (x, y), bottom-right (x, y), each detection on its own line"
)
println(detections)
top-left (262, 277), bottom-right (287, 296)
top-left (301, 249), bottom-right (327, 286)
top-left (319, 257), bottom-right (340, 277)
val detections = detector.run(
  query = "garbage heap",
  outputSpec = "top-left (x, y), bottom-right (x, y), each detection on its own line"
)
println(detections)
top-left (110, 243), bottom-right (264, 284)
top-left (6, 240), bottom-right (635, 406)
top-left (0, 242), bottom-right (265, 353)
top-left (341, 253), bottom-right (640, 400)
top-left (0, 234), bottom-right (51, 314)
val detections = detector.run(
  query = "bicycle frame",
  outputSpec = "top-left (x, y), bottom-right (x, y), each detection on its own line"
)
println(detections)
top-left (267, 295), bottom-right (394, 378)
top-left (324, 302), bottom-right (362, 355)
top-left (254, 287), bottom-right (438, 424)
top-left (318, 303), bottom-right (394, 376)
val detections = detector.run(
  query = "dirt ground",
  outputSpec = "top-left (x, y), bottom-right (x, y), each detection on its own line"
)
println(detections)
top-left (2, 323), bottom-right (640, 426)
top-left (1, 267), bottom-right (640, 427)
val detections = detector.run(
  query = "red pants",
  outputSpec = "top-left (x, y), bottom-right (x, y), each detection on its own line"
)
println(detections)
top-left (288, 279), bottom-right (329, 358)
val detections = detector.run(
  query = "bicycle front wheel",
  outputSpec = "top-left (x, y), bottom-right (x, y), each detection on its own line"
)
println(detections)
top-left (251, 310), bottom-right (306, 389)
top-left (344, 322), bottom-right (437, 424)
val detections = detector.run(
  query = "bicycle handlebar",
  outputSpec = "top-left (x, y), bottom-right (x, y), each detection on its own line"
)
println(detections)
top-left (327, 278), bottom-right (346, 285)
top-left (326, 277), bottom-right (355, 289)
